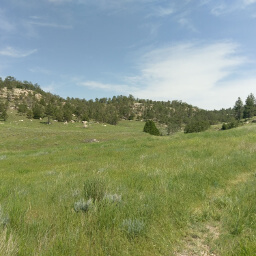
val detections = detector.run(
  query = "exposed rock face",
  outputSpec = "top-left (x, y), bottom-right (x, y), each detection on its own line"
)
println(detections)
top-left (0, 87), bottom-right (41, 101)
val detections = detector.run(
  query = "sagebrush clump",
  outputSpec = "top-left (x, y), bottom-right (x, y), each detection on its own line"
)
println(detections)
top-left (121, 219), bottom-right (146, 238)
top-left (74, 199), bottom-right (92, 212)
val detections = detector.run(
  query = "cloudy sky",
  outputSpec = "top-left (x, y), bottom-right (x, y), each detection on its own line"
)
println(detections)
top-left (1, 0), bottom-right (256, 109)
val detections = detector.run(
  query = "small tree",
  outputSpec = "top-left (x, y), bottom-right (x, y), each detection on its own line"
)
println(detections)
top-left (167, 121), bottom-right (181, 135)
top-left (222, 120), bottom-right (239, 130)
top-left (26, 109), bottom-right (33, 119)
top-left (184, 119), bottom-right (210, 133)
top-left (243, 93), bottom-right (256, 118)
top-left (32, 104), bottom-right (44, 119)
top-left (143, 120), bottom-right (160, 136)
top-left (45, 103), bottom-right (54, 124)
top-left (17, 103), bottom-right (28, 114)
top-left (233, 97), bottom-right (243, 120)
top-left (0, 102), bottom-right (8, 121)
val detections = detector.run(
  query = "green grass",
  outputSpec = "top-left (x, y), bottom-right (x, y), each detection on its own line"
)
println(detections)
top-left (1, 113), bottom-right (256, 255)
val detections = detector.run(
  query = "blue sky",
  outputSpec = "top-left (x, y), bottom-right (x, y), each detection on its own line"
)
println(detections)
top-left (1, 0), bottom-right (256, 109)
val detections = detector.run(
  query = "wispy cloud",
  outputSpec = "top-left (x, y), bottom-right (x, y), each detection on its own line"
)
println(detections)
top-left (211, 4), bottom-right (228, 16)
top-left (0, 9), bottom-right (15, 32)
top-left (243, 0), bottom-right (256, 5)
top-left (177, 16), bottom-right (198, 32)
top-left (150, 6), bottom-right (175, 17)
top-left (210, 0), bottom-right (256, 16)
top-left (28, 66), bottom-right (51, 74)
top-left (0, 46), bottom-right (37, 58)
top-left (79, 41), bottom-right (251, 109)
top-left (28, 21), bottom-right (72, 29)
top-left (129, 42), bottom-right (247, 109)
top-left (48, 0), bottom-right (160, 14)
top-left (41, 84), bottom-right (56, 93)
top-left (79, 81), bottom-right (136, 93)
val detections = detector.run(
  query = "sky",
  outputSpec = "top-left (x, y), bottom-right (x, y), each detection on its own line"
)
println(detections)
top-left (1, 0), bottom-right (256, 110)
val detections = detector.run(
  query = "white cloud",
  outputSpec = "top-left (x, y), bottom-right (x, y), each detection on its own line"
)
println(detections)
top-left (210, 0), bottom-right (256, 16)
top-left (47, 0), bottom-right (160, 14)
top-left (243, 0), bottom-right (256, 5)
top-left (28, 21), bottom-right (72, 29)
top-left (79, 81), bottom-right (136, 93)
top-left (0, 9), bottom-right (15, 32)
top-left (41, 84), bottom-right (55, 93)
top-left (128, 42), bottom-right (248, 109)
top-left (81, 41), bottom-right (252, 110)
top-left (152, 6), bottom-right (174, 17)
top-left (29, 67), bottom-right (51, 74)
top-left (177, 17), bottom-right (198, 32)
top-left (211, 4), bottom-right (227, 16)
top-left (0, 47), bottom-right (37, 58)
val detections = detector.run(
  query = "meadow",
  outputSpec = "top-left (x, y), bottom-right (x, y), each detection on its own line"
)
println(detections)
top-left (1, 113), bottom-right (256, 255)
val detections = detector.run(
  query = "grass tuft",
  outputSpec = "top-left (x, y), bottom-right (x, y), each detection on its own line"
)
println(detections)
top-left (84, 177), bottom-right (106, 202)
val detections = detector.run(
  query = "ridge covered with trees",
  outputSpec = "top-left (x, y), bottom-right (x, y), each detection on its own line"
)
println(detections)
top-left (0, 76), bottom-right (255, 134)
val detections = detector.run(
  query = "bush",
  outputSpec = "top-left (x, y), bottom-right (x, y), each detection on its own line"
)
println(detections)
top-left (143, 120), bottom-right (160, 136)
top-left (222, 120), bottom-right (239, 130)
top-left (74, 199), bottom-right (92, 212)
top-left (184, 119), bottom-right (210, 133)
top-left (121, 219), bottom-right (146, 238)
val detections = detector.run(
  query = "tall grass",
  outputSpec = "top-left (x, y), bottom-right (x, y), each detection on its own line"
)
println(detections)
top-left (1, 113), bottom-right (256, 255)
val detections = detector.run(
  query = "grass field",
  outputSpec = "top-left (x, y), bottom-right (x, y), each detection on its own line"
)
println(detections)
top-left (1, 113), bottom-right (256, 255)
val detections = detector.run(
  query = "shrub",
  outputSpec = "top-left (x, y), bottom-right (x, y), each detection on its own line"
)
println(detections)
top-left (184, 119), bottom-right (210, 133)
top-left (222, 120), bottom-right (239, 130)
top-left (121, 219), bottom-right (146, 238)
top-left (143, 120), bottom-right (160, 136)
top-left (103, 194), bottom-right (122, 204)
top-left (84, 178), bottom-right (106, 202)
top-left (74, 199), bottom-right (92, 212)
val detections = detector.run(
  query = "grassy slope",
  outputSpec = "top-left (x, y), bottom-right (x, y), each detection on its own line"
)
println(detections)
top-left (0, 113), bottom-right (256, 255)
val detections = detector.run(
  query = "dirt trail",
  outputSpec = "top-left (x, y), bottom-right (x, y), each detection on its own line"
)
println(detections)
top-left (175, 172), bottom-right (253, 256)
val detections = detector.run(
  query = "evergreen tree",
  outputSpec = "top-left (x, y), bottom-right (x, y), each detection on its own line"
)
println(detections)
top-left (62, 102), bottom-right (74, 122)
top-left (26, 110), bottom-right (33, 119)
top-left (243, 93), bottom-right (256, 118)
top-left (45, 103), bottom-right (54, 124)
top-left (0, 101), bottom-right (8, 121)
top-left (32, 104), bottom-right (44, 119)
top-left (143, 120), bottom-right (160, 136)
top-left (54, 108), bottom-right (64, 122)
top-left (233, 97), bottom-right (244, 120)
top-left (17, 103), bottom-right (28, 114)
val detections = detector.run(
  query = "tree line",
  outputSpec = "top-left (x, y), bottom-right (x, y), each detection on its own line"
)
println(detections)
top-left (233, 93), bottom-right (256, 120)
top-left (1, 76), bottom-right (254, 135)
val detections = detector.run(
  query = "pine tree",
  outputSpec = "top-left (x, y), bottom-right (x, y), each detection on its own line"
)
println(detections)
top-left (32, 104), bottom-right (44, 119)
top-left (0, 102), bottom-right (8, 121)
top-left (233, 97), bottom-right (243, 120)
top-left (143, 120), bottom-right (160, 136)
top-left (243, 93), bottom-right (256, 118)
top-left (45, 103), bottom-right (54, 124)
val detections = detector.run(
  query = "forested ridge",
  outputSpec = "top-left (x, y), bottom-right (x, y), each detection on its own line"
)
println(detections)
top-left (0, 76), bottom-right (255, 133)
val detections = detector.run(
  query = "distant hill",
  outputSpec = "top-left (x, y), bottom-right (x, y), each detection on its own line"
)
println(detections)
top-left (0, 76), bottom-right (234, 133)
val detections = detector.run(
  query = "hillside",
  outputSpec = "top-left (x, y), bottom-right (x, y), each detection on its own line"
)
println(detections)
top-left (0, 76), bottom-right (235, 134)
top-left (1, 114), bottom-right (256, 255)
